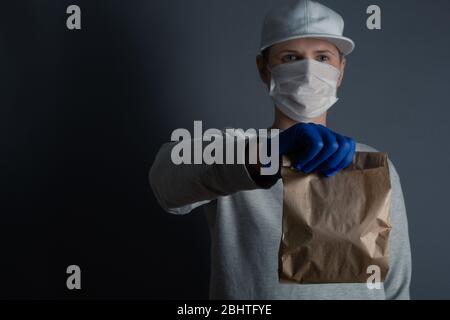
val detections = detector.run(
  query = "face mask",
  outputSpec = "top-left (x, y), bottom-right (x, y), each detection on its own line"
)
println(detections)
top-left (268, 59), bottom-right (341, 122)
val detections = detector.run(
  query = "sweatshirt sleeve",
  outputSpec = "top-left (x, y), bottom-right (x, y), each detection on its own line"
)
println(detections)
top-left (149, 132), bottom-right (262, 215)
top-left (384, 158), bottom-right (412, 300)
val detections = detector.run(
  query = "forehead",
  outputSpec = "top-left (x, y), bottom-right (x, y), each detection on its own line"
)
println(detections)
top-left (270, 38), bottom-right (339, 55)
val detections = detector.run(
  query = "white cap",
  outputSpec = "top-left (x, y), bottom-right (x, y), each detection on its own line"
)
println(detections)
top-left (260, 0), bottom-right (355, 55)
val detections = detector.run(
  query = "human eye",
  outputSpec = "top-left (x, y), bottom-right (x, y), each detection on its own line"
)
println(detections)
top-left (281, 54), bottom-right (300, 63)
top-left (316, 54), bottom-right (330, 62)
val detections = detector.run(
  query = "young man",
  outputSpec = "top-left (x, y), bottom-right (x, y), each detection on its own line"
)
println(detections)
top-left (150, 0), bottom-right (411, 299)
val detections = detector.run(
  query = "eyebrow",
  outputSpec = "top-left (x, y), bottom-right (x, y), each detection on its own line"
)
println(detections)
top-left (278, 49), bottom-right (337, 56)
top-left (315, 50), bottom-right (337, 56)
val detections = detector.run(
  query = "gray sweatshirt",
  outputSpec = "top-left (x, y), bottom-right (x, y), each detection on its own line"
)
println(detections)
top-left (149, 134), bottom-right (412, 300)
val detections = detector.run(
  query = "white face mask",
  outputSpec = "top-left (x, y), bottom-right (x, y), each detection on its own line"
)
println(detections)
top-left (268, 59), bottom-right (341, 122)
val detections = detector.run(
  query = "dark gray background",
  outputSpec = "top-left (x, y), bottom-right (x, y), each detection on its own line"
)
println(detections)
top-left (0, 0), bottom-right (449, 299)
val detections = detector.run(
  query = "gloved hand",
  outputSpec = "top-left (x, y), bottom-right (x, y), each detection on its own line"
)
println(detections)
top-left (279, 122), bottom-right (356, 177)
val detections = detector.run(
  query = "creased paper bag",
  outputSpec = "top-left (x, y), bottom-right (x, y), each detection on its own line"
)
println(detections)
top-left (279, 152), bottom-right (392, 284)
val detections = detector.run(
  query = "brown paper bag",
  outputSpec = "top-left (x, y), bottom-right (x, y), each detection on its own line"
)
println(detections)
top-left (279, 152), bottom-right (392, 284)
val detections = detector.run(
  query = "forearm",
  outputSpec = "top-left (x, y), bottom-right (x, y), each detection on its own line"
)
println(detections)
top-left (149, 136), bottom-right (262, 213)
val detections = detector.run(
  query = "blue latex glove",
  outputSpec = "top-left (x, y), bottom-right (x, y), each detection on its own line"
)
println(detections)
top-left (279, 123), bottom-right (356, 177)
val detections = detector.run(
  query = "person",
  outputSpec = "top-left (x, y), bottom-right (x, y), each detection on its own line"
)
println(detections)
top-left (149, 0), bottom-right (411, 299)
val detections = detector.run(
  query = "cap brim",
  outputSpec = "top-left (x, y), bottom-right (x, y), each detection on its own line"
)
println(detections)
top-left (260, 34), bottom-right (355, 56)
